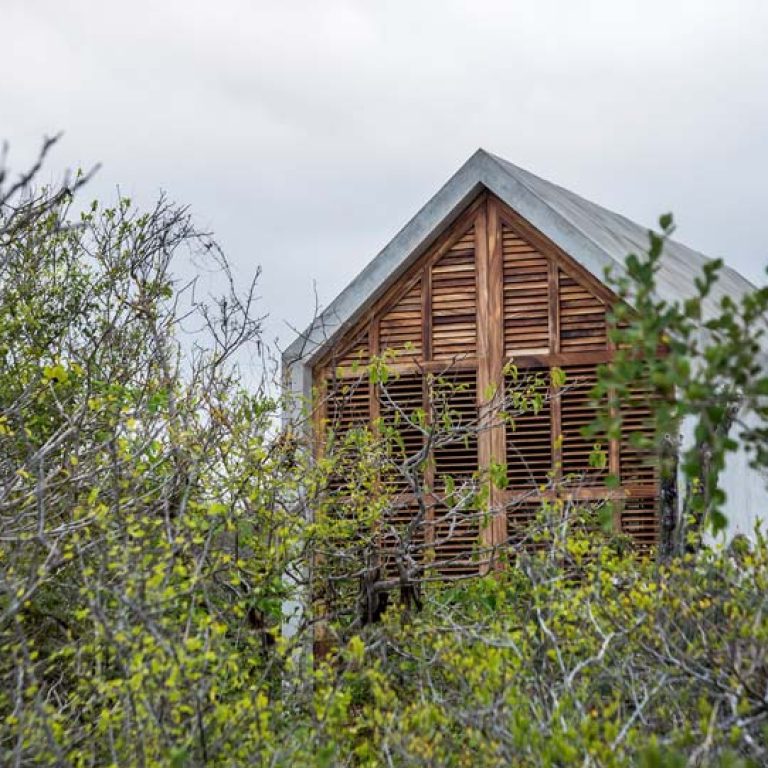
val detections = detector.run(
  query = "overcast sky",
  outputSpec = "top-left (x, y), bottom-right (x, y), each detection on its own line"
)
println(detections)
top-left (3, 0), bottom-right (768, 350)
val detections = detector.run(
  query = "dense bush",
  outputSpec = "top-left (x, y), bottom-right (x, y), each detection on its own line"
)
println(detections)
top-left (312, 525), bottom-right (768, 766)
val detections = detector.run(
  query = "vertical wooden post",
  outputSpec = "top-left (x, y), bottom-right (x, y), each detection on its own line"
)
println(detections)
top-left (548, 262), bottom-right (563, 487)
top-left (421, 266), bottom-right (432, 363)
top-left (369, 318), bottom-right (380, 428)
top-left (607, 330), bottom-right (622, 533)
top-left (476, 197), bottom-right (506, 571)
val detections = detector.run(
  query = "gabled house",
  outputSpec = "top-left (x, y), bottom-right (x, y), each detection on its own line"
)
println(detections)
top-left (283, 149), bottom-right (762, 574)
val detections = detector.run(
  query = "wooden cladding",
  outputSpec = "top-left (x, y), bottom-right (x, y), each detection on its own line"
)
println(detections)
top-left (378, 372), bottom-right (425, 493)
top-left (559, 272), bottom-right (607, 352)
top-left (620, 380), bottom-right (659, 487)
top-left (432, 369), bottom-right (479, 483)
top-left (380, 278), bottom-right (422, 359)
top-left (431, 226), bottom-right (477, 360)
top-left (316, 191), bottom-right (661, 560)
top-left (560, 365), bottom-right (606, 485)
top-left (504, 369), bottom-right (552, 490)
top-left (502, 225), bottom-right (550, 355)
top-left (325, 375), bottom-right (370, 436)
top-left (325, 193), bottom-right (615, 374)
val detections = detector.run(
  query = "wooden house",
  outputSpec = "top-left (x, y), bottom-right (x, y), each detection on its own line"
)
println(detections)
top-left (283, 150), bottom-right (761, 578)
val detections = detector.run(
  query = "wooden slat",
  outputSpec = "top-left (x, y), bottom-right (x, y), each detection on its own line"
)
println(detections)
top-left (432, 504), bottom-right (481, 576)
top-left (619, 379), bottom-right (659, 486)
top-left (560, 365), bottom-right (607, 486)
top-left (502, 224), bottom-right (550, 355)
top-left (431, 369), bottom-right (478, 485)
top-left (379, 498), bottom-right (427, 578)
top-left (324, 374), bottom-right (371, 494)
top-left (504, 368), bottom-right (553, 490)
top-left (559, 271), bottom-right (608, 352)
top-left (621, 495), bottom-right (659, 552)
top-left (332, 333), bottom-right (369, 373)
top-left (380, 279), bottom-right (423, 359)
top-left (431, 226), bottom-right (477, 360)
top-left (506, 497), bottom-right (541, 551)
top-left (378, 373), bottom-right (426, 494)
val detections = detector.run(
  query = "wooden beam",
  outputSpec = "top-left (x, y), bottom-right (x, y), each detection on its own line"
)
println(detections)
top-left (487, 197), bottom-right (507, 563)
top-left (421, 264), bottom-right (432, 362)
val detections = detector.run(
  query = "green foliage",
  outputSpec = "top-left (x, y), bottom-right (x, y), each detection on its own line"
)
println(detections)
top-left (306, 527), bottom-right (768, 766)
top-left (3, 147), bottom-right (768, 766)
top-left (0, 182), bottom-right (308, 765)
top-left (591, 215), bottom-right (768, 545)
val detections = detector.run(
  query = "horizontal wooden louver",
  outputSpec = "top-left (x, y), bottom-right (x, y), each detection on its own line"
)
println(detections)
top-left (620, 381), bottom-right (658, 486)
top-left (326, 376), bottom-right (371, 435)
top-left (621, 496), bottom-right (659, 552)
top-left (379, 499), bottom-right (427, 578)
top-left (504, 368), bottom-right (553, 490)
top-left (431, 227), bottom-right (477, 360)
top-left (431, 370), bottom-right (478, 485)
top-left (559, 272), bottom-right (607, 352)
top-left (502, 225), bottom-right (550, 354)
top-left (506, 497), bottom-right (542, 551)
top-left (334, 334), bottom-right (370, 374)
top-left (380, 279), bottom-right (422, 359)
top-left (378, 373), bottom-right (425, 495)
top-left (560, 366), bottom-right (606, 485)
top-left (432, 506), bottom-right (480, 577)
top-left (324, 375), bottom-right (371, 494)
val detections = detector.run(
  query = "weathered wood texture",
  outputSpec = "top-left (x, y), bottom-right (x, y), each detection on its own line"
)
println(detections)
top-left (316, 193), bottom-right (659, 574)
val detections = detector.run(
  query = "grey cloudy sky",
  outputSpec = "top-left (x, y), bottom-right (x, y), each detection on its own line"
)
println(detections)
top-left (3, 0), bottom-right (768, 349)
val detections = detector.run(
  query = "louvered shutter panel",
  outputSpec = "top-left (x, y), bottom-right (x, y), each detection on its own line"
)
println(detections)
top-left (559, 271), bottom-right (607, 352)
top-left (334, 334), bottom-right (369, 373)
top-left (324, 375), bottom-right (371, 494)
top-left (503, 225), bottom-right (550, 355)
top-left (619, 380), bottom-right (658, 487)
top-left (621, 497), bottom-right (659, 552)
top-left (560, 365), bottom-right (606, 485)
top-left (617, 377), bottom-right (659, 551)
top-left (432, 370), bottom-right (478, 484)
top-left (432, 506), bottom-right (479, 576)
top-left (504, 368), bottom-right (553, 490)
top-left (431, 369), bottom-right (480, 576)
top-left (507, 498), bottom-right (542, 551)
top-left (326, 376), bottom-right (371, 435)
top-left (380, 279), bottom-right (422, 358)
top-left (378, 373), bottom-right (425, 495)
top-left (431, 227), bottom-right (477, 360)
top-left (379, 499), bottom-right (427, 577)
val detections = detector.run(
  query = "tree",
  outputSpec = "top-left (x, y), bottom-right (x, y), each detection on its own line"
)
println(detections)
top-left (0, 139), bottom-right (309, 764)
top-left (591, 216), bottom-right (768, 555)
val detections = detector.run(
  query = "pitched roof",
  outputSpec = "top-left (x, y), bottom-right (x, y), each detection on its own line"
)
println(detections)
top-left (284, 149), bottom-right (755, 365)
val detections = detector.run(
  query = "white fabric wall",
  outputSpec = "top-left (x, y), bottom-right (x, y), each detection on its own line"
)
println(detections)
top-left (679, 410), bottom-right (768, 545)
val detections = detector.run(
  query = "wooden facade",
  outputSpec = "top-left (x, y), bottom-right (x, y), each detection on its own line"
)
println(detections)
top-left (313, 191), bottom-right (659, 574)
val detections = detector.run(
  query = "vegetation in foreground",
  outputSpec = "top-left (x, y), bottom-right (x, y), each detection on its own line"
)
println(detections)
top-left (1, 140), bottom-right (768, 766)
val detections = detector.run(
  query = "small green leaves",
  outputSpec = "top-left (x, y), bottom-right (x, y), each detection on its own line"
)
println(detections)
top-left (588, 443), bottom-right (607, 470)
top-left (550, 367), bottom-right (566, 389)
top-left (489, 460), bottom-right (508, 490)
top-left (42, 363), bottom-right (68, 384)
top-left (658, 212), bottom-right (675, 232)
top-left (347, 635), bottom-right (365, 664)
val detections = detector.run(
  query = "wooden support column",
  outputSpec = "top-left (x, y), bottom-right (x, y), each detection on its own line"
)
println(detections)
top-left (548, 262), bottom-right (563, 486)
top-left (369, 318), bottom-right (380, 428)
top-left (476, 197), bottom-right (506, 570)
